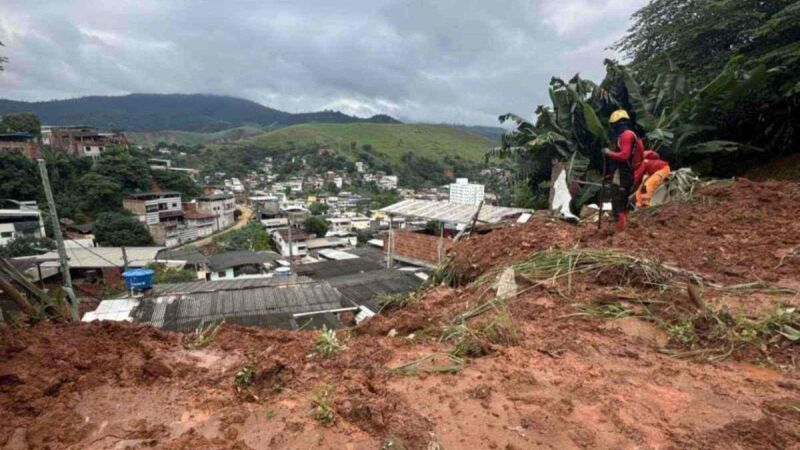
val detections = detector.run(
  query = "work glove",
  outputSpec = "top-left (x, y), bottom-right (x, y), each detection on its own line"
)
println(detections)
top-left (602, 148), bottom-right (612, 156)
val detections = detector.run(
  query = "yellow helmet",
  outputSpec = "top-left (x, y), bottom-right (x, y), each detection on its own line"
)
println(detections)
top-left (609, 109), bottom-right (630, 124)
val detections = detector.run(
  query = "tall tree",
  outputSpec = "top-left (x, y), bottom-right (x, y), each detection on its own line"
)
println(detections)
top-left (0, 112), bottom-right (42, 136)
top-left (94, 146), bottom-right (152, 192)
top-left (78, 173), bottom-right (124, 216)
top-left (614, 0), bottom-right (799, 87)
top-left (94, 212), bottom-right (154, 246)
top-left (151, 170), bottom-right (201, 199)
top-left (0, 152), bottom-right (40, 201)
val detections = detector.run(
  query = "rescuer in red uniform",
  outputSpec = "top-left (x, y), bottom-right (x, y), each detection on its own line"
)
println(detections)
top-left (634, 150), bottom-right (671, 208)
top-left (602, 110), bottom-right (644, 232)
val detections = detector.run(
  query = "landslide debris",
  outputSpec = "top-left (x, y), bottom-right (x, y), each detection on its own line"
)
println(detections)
top-left (2, 179), bottom-right (800, 450)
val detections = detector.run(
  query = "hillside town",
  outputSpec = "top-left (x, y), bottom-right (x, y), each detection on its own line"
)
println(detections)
top-left (2, 0), bottom-right (799, 448)
top-left (1, 119), bottom-right (530, 330)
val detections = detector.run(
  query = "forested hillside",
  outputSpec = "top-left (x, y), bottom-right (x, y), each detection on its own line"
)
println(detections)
top-left (0, 94), bottom-right (399, 132)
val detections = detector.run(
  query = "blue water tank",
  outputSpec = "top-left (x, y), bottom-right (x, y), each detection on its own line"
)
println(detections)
top-left (122, 268), bottom-right (155, 291)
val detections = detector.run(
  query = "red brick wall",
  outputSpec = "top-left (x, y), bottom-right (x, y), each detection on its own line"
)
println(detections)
top-left (384, 230), bottom-right (451, 265)
top-left (102, 267), bottom-right (123, 289)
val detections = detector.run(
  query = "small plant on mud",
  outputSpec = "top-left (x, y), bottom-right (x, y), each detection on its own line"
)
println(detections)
top-left (667, 320), bottom-right (697, 346)
top-left (234, 365), bottom-right (256, 390)
top-left (443, 303), bottom-right (518, 358)
top-left (314, 326), bottom-right (345, 357)
top-left (390, 353), bottom-right (465, 376)
top-left (569, 302), bottom-right (635, 319)
top-left (378, 292), bottom-right (417, 312)
top-left (760, 307), bottom-right (800, 343)
top-left (310, 384), bottom-right (336, 425)
top-left (186, 320), bottom-right (224, 349)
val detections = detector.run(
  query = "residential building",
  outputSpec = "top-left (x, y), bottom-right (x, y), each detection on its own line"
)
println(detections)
top-left (0, 201), bottom-right (45, 246)
top-left (327, 217), bottom-right (353, 233)
top-left (147, 159), bottom-right (200, 179)
top-left (206, 250), bottom-right (281, 280)
top-left (272, 228), bottom-right (310, 258)
top-left (379, 199), bottom-right (532, 267)
top-left (183, 208), bottom-right (216, 239)
top-left (355, 161), bottom-right (366, 173)
top-left (122, 192), bottom-right (198, 246)
top-left (0, 132), bottom-right (39, 159)
top-left (281, 204), bottom-right (310, 224)
top-left (261, 217), bottom-right (289, 232)
top-left (196, 193), bottom-right (236, 231)
top-left (123, 192), bottom-right (182, 225)
top-left (449, 178), bottom-right (485, 205)
top-left (378, 175), bottom-right (398, 190)
top-left (42, 126), bottom-right (127, 159)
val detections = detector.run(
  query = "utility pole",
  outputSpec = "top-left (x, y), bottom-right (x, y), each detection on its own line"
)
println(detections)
top-left (287, 216), bottom-right (294, 268)
top-left (37, 159), bottom-right (79, 320)
top-left (387, 213), bottom-right (394, 268)
top-left (121, 246), bottom-right (129, 272)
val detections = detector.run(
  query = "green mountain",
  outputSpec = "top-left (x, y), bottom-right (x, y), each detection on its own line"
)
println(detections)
top-left (229, 123), bottom-right (493, 163)
top-left (0, 94), bottom-right (399, 132)
top-left (129, 126), bottom-right (270, 147)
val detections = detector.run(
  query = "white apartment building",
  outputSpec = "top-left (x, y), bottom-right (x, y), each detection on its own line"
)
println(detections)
top-left (449, 178), bottom-right (485, 205)
top-left (272, 228), bottom-right (309, 258)
top-left (0, 202), bottom-right (45, 246)
top-left (378, 175), bottom-right (398, 190)
top-left (196, 193), bottom-right (236, 231)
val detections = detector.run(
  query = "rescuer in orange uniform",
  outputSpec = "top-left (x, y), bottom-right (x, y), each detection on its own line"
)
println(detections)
top-left (602, 109), bottom-right (644, 232)
top-left (634, 150), bottom-right (671, 208)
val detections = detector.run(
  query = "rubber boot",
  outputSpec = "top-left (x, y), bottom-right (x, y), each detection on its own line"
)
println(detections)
top-left (616, 211), bottom-right (628, 233)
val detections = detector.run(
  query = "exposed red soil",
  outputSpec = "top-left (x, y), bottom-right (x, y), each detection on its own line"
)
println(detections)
top-left (450, 179), bottom-right (800, 284)
top-left (2, 179), bottom-right (800, 449)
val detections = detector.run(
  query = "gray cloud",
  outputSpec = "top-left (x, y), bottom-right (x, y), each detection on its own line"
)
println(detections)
top-left (0, 0), bottom-right (646, 125)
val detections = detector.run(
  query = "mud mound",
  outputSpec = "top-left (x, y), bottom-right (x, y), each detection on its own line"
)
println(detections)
top-left (450, 179), bottom-right (800, 284)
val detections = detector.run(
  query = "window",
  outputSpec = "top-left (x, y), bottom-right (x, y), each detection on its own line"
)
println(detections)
top-left (1, 231), bottom-right (13, 238)
top-left (172, 203), bottom-right (178, 208)
top-left (217, 271), bottom-right (226, 278)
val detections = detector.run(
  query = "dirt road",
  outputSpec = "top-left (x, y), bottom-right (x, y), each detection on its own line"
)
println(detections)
top-left (181, 204), bottom-right (253, 248)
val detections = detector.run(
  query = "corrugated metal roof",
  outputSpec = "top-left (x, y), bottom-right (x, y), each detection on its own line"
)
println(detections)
top-left (150, 276), bottom-right (313, 295)
top-left (156, 248), bottom-right (209, 265)
top-left (330, 269), bottom-right (423, 311)
top-left (294, 257), bottom-right (384, 279)
top-left (207, 250), bottom-right (282, 271)
top-left (132, 281), bottom-right (343, 332)
top-left (37, 246), bottom-right (164, 269)
top-left (380, 199), bottom-right (531, 225)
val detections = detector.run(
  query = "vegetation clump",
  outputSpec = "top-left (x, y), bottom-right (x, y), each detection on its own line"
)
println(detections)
top-left (310, 384), bottom-right (336, 425)
top-left (314, 326), bottom-right (345, 357)
top-left (234, 365), bottom-right (256, 391)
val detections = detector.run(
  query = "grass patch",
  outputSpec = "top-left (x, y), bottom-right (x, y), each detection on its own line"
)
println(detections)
top-left (389, 353), bottom-right (465, 376)
top-left (234, 365), bottom-right (255, 391)
top-left (313, 326), bottom-right (345, 357)
top-left (310, 384), bottom-right (336, 425)
top-left (186, 320), bottom-right (224, 350)
top-left (473, 248), bottom-right (670, 293)
top-left (378, 292), bottom-right (418, 313)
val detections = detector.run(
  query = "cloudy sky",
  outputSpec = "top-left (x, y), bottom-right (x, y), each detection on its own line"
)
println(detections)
top-left (0, 0), bottom-right (647, 125)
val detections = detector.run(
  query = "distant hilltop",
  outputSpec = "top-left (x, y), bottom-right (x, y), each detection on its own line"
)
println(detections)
top-left (0, 93), bottom-right (401, 132)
